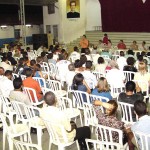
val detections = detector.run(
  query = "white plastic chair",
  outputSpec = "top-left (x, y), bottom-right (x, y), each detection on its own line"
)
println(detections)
top-left (123, 71), bottom-right (135, 82)
top-left (49, 62), bottom-right (57, 79)
top-left (58, 97), bottom-right (83, 126)
top-left (41, 62), bottom-right (50, 72)
top-left (33, 77), bottom-right (47, 88)
top-left (47, 79), bottom-right (67, 97)
top-left (20, 74), bottom-right (26, 80)
top-left (23, 87), bottom-right (44, 106)
top-left (68, 90), bottom-right (90, 110)
top-left (111, 55), bottom-right (120, 61)
top-left (43, 120), bottom-right (80, 150)
top-left (12, 73), bottom-right (20, 80)
top-left (96, 125), bottom-right (126, 149)
top-left (83, 103), bottom-right (98, 131)
top-left (92, 71), bottom-right (106, 80)
top-left (11, 101), bottom-right (45, 147)
top-left (0, 113), bottom-right (31, 150)
top-left (133, 131), bottom-right (150, 150)
top-left (118, 101), bottom-right (135, 124)
top-left (85, 139), bottom-right (121, 150)
top-left (110, 85), bottom-right (125, 99)
top-left (13, 139), bottom-right (42, 150)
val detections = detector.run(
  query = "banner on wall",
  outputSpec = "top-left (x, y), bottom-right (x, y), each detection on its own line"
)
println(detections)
top-left (66, 0), bottom-right (80, 18)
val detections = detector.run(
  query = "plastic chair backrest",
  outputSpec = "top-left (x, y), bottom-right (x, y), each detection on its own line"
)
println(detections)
top-left (118, 101), bottom-right (135, 123)
top-left (13, 139), bottom-right (42, 150)
top-left (85, 139), bottom-right (121, 150)
top-left (133, 131), bottom-right (150, 150)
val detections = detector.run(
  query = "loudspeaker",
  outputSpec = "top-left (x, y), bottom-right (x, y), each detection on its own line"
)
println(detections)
top-left (32, 34), bottom-right (48, 50)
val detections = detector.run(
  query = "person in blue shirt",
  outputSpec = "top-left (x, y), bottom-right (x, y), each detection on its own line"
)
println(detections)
top-left (92, 77), bottom-right (112, 102)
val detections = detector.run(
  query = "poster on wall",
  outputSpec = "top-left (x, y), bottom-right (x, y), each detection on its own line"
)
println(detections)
top-left (66, 0), bottom-right (80, 18)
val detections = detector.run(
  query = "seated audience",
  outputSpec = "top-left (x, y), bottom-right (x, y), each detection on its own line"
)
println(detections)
top-left (72, 73), bottom-right (91, 94)
top-left (130, 41), bottom-right (138, 50)
top-left (23, 68), bottom-right (43, 102)
top-left (40, 91), bottom-right (91, 150)
top-left (69, 46), bottom-right (80, 63)
top-left (74, 59), bottom-right (84, 73)
top-left (117, 40), bottom-right (126, 49)
top-left (93, 100), bottom-right (124, 142)
top-left (0, 67), bottom-right (4, 80)
top-left (7, 52), bottom-right (17, 65)
top-left (92, 77), bottom-right (112, 102)
top-left (80, 54), bottom-right (87, 68)
top-left (118, 81), bottom-right (144, 104)
top-left (125, 101), bottom-right (150, 150)
top-left (125, 49), bottom-right (136, 60)
top-left (37, 45), bottom-right (44, 56)
top-left (82, 61), bottom-right (97, 90)
top-left (47, 53), bottom-right (56, 65)
top-left (0, 70), bottom-right (14, 97)
top-left (9, 77), bottom-right (31, 105)
top-left (117, 51), bottom-right (127, 70)
top-left (123, 57), bottom-right (137, 73)
top-left (0, 56), bottom-right (13, 71)
top-left (95, 57), bottom-right (107, 73)
top-left (66, 64), bottom-right (76, 86)
top-left (85, 48), bottom-right (92, 61)
top-left (15, 58), bottom-right (24, 75)
top-left (135, 54), bottom-right (143, 69)
top-left (106, 60), bottom-right (125, 88)
top-left (138, 41), bottom-right (147, 51)
top-left (134, 62), bottom-right (150, 93)
top-left (41, 52), bottom-right (48, 63)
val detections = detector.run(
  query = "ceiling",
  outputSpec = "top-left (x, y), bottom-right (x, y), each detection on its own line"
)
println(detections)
top-left (0, 0), bottom-right (58, 6)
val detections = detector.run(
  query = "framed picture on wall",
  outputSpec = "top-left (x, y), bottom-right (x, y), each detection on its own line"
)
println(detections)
top-left (66, 0), bottom-right (80, 18)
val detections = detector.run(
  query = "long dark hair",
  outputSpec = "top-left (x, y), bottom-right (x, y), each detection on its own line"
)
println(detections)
top-left (72, 73), bottom-right (84, 90)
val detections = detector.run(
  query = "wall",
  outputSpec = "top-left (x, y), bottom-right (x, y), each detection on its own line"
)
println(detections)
top-left (86, 0), bottom-right (101, 31)
top-left (0, 25), bottom-right (40, 47)
top-left (43, 0), bottom-right (87, 43)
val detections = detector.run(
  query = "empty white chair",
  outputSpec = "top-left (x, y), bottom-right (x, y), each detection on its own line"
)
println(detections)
top-left (13, 139), bottom-right (42, 150)
top-left (0, 113), bottom-right (31, 150)
top-left (86, 139), bottom-right (121, 150)
top-left (118, 101), bottom-right (135, 124)
top-left (49, 62), bottom-right (57, 79)
top-left (133, 131), bottom-right (150, 150)
top-left (47, 79), bottom-right (67, 97)
top-left (43, 120), bottom-right (80, 150)
top-left (11, 101), bottom-right (45, 147)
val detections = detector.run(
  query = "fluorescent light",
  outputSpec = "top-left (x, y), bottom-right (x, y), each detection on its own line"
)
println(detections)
top-left (26, 24), bottom-right (31, 27)
top-left (1, 25), bottom-right (7, 28)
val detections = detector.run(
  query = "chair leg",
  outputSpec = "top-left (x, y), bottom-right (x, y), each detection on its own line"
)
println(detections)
top-left (37, 128), bottom-right (42, 147)
top-left (3, 129), bottom-right (6, 150)
top-left (79, 112), bottom-right (83, 126)
top-left (8, 137), bottom-right (14, 150)
top-left (49, 139), bottom-right (52, 150)
top-left (58, 146), bottom-right (64, 150)
top-left (76, 140), bottom-right (80, 150)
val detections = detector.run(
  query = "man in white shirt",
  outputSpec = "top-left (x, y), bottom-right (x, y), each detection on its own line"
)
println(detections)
top-left (117, 51), bottom-right (127, 70)
top-left (82, 61), bottom-right (97, 89)
top-left (65, 64), bottom-right (76, 86)
top-left (69, 46), bottom-right (80, 63)
top-left (40, 91), bottom-right (91, 149)
top-left (56, 54), bottom-right (70, 85)
top-left (0, 70), bottom-right (14, 97)
top-left (37, 45), bottom-right (44, 56)
top-left (0, 57), bottom-right (13, 71)
top-left (106, 60), bottom-right (125, 88)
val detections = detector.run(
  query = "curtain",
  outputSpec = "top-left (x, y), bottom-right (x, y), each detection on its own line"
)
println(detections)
top-left (99, 0), bottom-right (150, 32)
